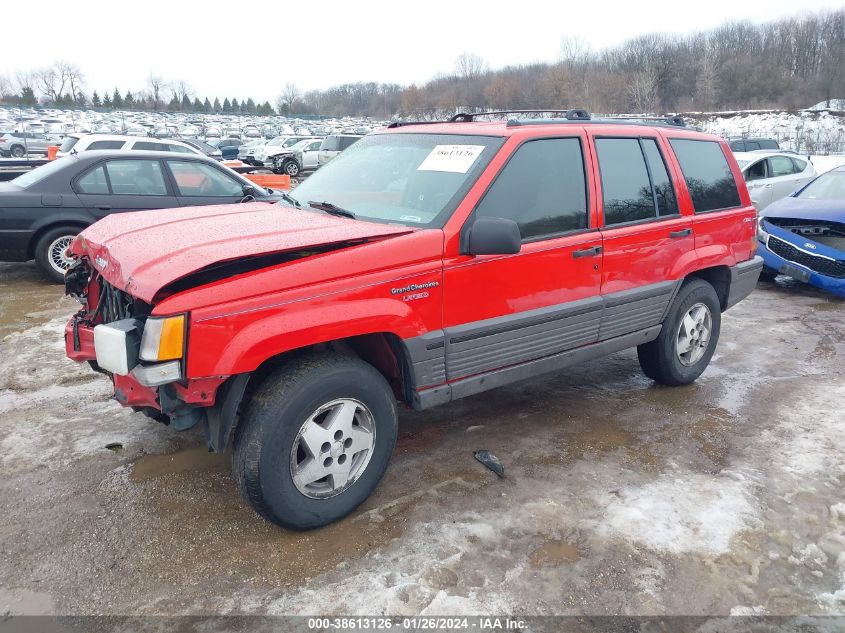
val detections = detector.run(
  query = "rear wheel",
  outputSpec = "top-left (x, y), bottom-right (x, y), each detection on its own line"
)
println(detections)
top-left (34, 226), bottom-right (80, 283)
top-left (233, 353), bottom-right (398, 530)
top-left (637, 279), bottom-right (721, 386)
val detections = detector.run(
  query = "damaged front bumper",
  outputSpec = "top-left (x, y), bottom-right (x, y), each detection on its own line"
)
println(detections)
top-left (64, 316), bottom-right (229, 434)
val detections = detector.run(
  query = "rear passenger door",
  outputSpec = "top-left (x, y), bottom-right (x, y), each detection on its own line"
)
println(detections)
top-left (767, 155), bottom-right (805, 201)
top-left (667, 138), bottom-right (750, 258)
top-left (164, 159), bottom-right (248, 207)
top-left (442, 136), bottom-right (603, 382)
top-left (592, 134), bottom-right (692, 340)
top-left (74, 158), bottom-right (179, 218)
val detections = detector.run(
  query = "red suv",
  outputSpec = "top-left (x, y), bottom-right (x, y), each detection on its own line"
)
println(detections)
top-left (64, 111), bottom-right (763, 529)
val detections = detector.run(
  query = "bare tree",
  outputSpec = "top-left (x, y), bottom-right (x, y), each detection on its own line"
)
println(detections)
top-left (277, 82), bottom-right (300, 113)
top-left (147, 73), bottom-right (166, 111)
top-left (455, 53), bottom-right (488, 80)
top-left (694, 49), bottom-right (718, 110)
top-left (173, 79), bottom-right (192, 101)
top-left (627, 69), bottom-right (659, 113)
top-left (559, 35), bottom-right (591, 67)
top-left (34, 66), bottom-right (64, 102)
top-left (56, 61), bottom-right (84, 100)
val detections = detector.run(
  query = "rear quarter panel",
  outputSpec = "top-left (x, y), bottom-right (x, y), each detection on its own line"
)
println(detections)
top-left (662, 132), bottom-right (757, 272)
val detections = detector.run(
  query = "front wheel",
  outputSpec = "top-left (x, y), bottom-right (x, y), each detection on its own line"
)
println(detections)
top-left (637, 278), bottom-right (721, 386)
top-left (10, 145), bottom-right (25, 158)
top-left (281, 159), bottom-right (301, 177)
top-left (233, 353), bottom-right (398, 530)
top-left (34, 226), bottom-right (80, 283)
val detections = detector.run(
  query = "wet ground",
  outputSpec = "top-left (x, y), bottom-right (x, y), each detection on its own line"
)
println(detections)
top-left (0, 261), bottom-right (844, 617)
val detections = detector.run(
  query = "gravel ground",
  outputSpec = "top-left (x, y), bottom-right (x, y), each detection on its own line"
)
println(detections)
top-left (0, 260), bottom-right (844, 618)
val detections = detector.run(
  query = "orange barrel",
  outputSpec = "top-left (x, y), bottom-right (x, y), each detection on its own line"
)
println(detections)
top-left (47, 145), bottom-right (59, 160)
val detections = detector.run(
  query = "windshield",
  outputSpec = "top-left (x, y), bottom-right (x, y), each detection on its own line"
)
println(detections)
top-left (267, 137), bottom-right (287, 146)
top-left (12, 157), bottom-right (71, 188)
top-left (796, 170), bottom-right (845, 200)
top-left (288, 133), bottom-right (504, 227)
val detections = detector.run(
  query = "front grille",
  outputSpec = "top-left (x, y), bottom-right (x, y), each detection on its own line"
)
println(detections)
top-left (767, 236), bottom-right (845, 278)
top-left (98, 277), bottom-right (135, 323)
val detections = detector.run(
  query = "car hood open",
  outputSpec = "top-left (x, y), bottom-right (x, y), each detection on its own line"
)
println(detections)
top-left (762, 197), bottom-right (845, 223)
top-left (70, 202), bottom-right (414, 302)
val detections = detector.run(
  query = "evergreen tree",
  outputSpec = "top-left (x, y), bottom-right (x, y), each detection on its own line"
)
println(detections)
top-left (125, 91), bottom-right (135, 108)
top-left (222, 98), bottom-right (231, 113)
top-left (180, 93), bottom-right (191, 111)
top-left (20, 86), bottom-right (36, 106)
top-left (75, 91), bottom-right (87, 108)
top-left (231, 97), bottom-right (240, 112)
top-left (203, 97), bottom-right (212, 113)
top-left (245, 97), bottom-right (256, 114)
top-left (168, 92), bottom-right (180, 111)
top-left (91, 91), bottom-right (101, 108)
top-left (213, 97), bottom-right (221, 113)
top-left (112, 88), bottom-right (124, 109)
top-left (102, 92), bottom-right (112, 108)
top-left (193, 97), bottom-right (202, 111)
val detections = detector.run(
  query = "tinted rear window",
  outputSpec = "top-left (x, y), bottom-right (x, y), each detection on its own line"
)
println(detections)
top-left (133, 141), bottom-right (168, 151)
top-left (668, 139), bottom-right (741, 212)
top-left (321, 137), bottom-right (341, 151)
top-left (59, 137), bottom-right (79, 153)
top-left (87, 140), bottom-right (125, 150)
top-left (759, 139), bottom-right (779, 150)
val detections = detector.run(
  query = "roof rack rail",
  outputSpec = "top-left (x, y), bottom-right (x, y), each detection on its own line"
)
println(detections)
top-left (596, 114), bottom-right (687, 127)
top-left (449, 109), bottom-right (591, 122)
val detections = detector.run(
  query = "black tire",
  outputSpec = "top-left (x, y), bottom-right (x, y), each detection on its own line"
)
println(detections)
top-left (34, 226), bottom-right (80, 283)
top-left (637, 278), bottom-right (721, 386)
top-left (282, 159), bottom-right (301, 177)
top-left (233, 353), bottom-right (398, 530)
top-left (10, 145), bottom-right (25, 158)
top-left (759, 267), bottom-right (778, 282)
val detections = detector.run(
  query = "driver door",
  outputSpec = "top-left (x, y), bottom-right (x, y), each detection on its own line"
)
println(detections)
top-left (165, 159), bottom-right (249, 207)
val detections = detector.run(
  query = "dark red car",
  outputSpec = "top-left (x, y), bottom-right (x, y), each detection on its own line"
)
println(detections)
top-left (64, 111), bottom-right (763, 529)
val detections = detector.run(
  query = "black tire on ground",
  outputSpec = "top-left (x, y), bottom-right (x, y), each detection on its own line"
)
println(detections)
top-left (637, 278), bottom-right (722, 386)
top-left (233, 352), bottom-right (398, 530)
top-left (10, 145), bottom-right (25, 158)
top-left (759, 267), bottom-right (778, 282)
top-left (33, 226), bottom-right (80, 283)
top-left (282, 159), bottom-right (301, 177)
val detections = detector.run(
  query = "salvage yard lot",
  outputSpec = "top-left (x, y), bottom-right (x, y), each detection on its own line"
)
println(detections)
top-left (0, 261), bottom-right (843, 616)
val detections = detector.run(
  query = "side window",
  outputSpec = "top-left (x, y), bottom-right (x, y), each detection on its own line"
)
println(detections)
top-left (745, 160), bottom-right (768, 181)
top-left (342, 137), bottom-right (361, 150)
top-left (168, 161), bottom-right (245, 196)
top-left (595, 138), bottom-right (655, 224)
top-left (308, 141), bottom-right (321, 151)
top-left (668, 139), bottom-right (742, 212)
top-left (745, 141), bottom-right (761, 151)
top-left (474, 138), bottom-right (588, 240)
top-left (792, 157), bottom-right (807, 172)
top-left (76, 165), bottom-right (110, 194)
top-left (87, 140), bottom-right (125, 151)
top-left (760, 139), bottom-right (779, 150)
top-left (104, 160), bottom-right (168, 195)
top-left (132, 141), bottom-right (167, 152)
top-left (168, 144), bottom-right (195, 154)
top-left (769, 156), bottom-right (796, 177)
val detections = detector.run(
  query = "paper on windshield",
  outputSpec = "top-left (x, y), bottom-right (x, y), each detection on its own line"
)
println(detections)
top-left (417, 145), bottom-right (485, 173)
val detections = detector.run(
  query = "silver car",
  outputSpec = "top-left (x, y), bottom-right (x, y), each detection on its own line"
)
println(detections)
top-left (0, 132), bottom-right (53, 158)
top-left (734, 151), bottom-right (817, 210)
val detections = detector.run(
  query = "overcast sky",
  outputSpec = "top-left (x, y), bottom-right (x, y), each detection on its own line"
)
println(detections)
top-left (3, 0), bottom-right (841, 103)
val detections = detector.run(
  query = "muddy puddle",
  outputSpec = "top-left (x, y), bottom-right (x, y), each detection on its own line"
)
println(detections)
top-left (0, 263), bottom-right (69, 340)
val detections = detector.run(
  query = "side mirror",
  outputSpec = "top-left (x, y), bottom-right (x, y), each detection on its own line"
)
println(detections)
top-left (463, 217), bottom-right (521, 256)
top-left (242, 185), bottom-right (258, 197)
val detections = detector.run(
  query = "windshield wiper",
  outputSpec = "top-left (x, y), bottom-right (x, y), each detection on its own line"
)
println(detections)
top-left (278, 191), bottom-right (301, 208)
top-left (308, 200), bottom-right (357, 219)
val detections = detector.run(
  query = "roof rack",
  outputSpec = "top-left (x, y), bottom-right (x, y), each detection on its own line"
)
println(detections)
top-left (387, 110), bottom-right (687, 128)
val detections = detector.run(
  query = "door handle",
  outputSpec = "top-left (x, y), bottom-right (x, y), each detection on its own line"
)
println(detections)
top-left (95, 204), bottom-right (111, 211)
top-left (669, 228), bottom-right (692, 238)
top-left (764, 184), bottom-right (773, 189)
top-left (572, 246), bottom-right (602, 258)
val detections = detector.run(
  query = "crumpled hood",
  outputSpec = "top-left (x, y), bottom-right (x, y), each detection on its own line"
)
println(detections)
top-left (70, 202), bottom-right (414, 302)
top-left (762, 196), bottom-right (845, 223)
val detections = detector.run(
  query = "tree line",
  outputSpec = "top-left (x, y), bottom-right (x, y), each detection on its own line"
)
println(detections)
top-left (1, 8), bottom-right (842, 118)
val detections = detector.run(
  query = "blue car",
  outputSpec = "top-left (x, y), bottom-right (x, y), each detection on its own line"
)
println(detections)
top-left (757, 165), bottom-right (845, 298)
